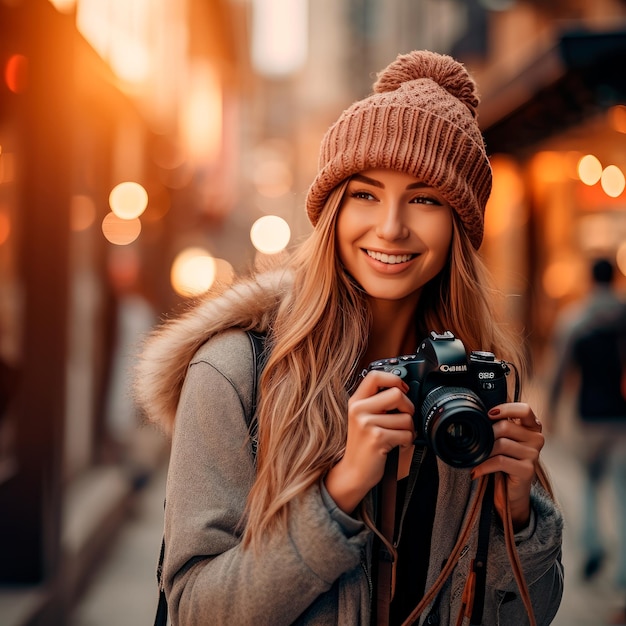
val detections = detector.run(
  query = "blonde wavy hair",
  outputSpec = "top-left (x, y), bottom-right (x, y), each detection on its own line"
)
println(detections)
top-left (243, 180), bottom-right (531, 549)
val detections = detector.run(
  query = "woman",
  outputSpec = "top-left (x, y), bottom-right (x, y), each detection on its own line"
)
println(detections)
top-left (135, 50), bottom-right (563, 625)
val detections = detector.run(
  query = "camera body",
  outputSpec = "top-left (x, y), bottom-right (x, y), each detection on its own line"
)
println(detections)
top-left (366, 330), bottom-right (511, 468)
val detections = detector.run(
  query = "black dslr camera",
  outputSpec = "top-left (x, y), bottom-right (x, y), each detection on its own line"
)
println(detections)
top-left (366, 331), bottom-right (512, 468)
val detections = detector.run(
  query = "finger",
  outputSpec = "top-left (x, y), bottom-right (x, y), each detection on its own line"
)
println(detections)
top-left (492, 419), bottom-right (545, 448)
top-left (489, 437), bottom-right (542, 464)
top-left (369, 410), bottom-right (415, 434)
top-left (472, 452), bottom-right (536, 483)
top-left (489, 402), bottom-right (542, 432)
top-left (352, 385), bottom-right (414, 416)
top-left (354, 369), bottom-right (409, 400)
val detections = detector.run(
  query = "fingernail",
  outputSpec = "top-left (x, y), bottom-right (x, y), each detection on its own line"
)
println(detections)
top-left (488, 408), bottom-right (500, 416)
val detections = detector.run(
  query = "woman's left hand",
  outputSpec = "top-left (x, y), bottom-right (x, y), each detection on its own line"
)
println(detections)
top-left (470, 402), bottom-right (544, 531)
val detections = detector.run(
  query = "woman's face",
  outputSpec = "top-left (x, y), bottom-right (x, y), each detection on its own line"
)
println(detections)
top-left (336, 168), bottom-right (453, 305)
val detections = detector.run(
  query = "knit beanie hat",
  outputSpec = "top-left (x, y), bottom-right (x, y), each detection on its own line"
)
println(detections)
top-left (305, 50), bottom-right (492, 249)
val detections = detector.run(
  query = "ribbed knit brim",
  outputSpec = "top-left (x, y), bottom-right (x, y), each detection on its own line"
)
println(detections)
top-left (305, 51), bottom-right (492, 250)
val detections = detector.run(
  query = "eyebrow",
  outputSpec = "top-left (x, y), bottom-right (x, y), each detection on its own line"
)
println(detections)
top-left (350, 173), bottom-right (429, 191)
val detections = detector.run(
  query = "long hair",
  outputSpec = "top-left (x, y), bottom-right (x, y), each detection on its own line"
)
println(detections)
top-left (243, 182), bottom-right (541, 548)
top-left (243, 180), bottom-right (368, 546)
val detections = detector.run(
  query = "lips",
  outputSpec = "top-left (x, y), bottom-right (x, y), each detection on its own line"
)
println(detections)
top-left (365, 249), bottom-right (416, 264)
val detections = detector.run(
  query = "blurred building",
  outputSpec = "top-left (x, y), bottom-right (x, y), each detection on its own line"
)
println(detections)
top-left (0, 0), bottom-right (253, 623)
top-left (0, 0), bottom-right (625, 624)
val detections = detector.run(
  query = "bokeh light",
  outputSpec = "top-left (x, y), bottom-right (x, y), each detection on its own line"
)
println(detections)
top-left (101, 212), bottom-right (141, 245)
top-left (170, 247), bottom-right (217, 297)
top-left (600, 165), bottom-right (625, 198)
top-left (4, 54), bottom-right (27, 94)
top-left (109, 182), bottom-right (148, 220)
top-left (250, 215), bottom-right (291, 254)
top-left (578, 154), bottom-right (603, 186)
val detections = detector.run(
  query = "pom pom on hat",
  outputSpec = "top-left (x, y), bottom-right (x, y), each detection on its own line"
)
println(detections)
top-left (305, 50), bottom-right (492, 249)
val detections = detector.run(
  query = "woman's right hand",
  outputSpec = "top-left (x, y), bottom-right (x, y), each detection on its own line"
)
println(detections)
top-left (323, 370), bottom-right (415, 514)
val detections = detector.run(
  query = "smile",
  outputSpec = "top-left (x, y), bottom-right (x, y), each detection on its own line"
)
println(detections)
top-left (365, 250), bottom-right (415, 264)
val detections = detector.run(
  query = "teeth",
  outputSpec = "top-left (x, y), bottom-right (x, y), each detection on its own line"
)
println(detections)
top-left (366, 250), bottom-right (413, 264)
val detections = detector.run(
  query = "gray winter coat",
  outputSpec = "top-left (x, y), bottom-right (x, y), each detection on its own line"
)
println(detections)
top-left (148, 327), bottom-right (563, 625)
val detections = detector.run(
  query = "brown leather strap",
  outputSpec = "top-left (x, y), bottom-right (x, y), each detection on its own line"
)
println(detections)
top-left (401, 475), bottom-right (489, 625)
top-left (498, 473), bottom-right (537, 626)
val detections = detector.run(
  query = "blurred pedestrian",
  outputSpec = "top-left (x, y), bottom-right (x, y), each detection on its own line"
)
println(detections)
top-left (548, 257), bottom-right (626, 590)
top-left (136, 50), bottom-right (563, 625)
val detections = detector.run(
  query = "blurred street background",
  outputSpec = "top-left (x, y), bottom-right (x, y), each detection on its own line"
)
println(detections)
top-left (1, 0), bottom-right (626, 624)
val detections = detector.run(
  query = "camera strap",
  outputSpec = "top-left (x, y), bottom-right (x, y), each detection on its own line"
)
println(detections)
top-left (467, 473), bottom-right (494, 624)
top-left (375, 445), bottom-right (428, 625)
top-left (452, 474), bottom-right (494, 626)
top-left (400, 474), bottom-right (490, 626)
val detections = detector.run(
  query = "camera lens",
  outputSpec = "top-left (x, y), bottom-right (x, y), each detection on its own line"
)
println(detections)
top-left (420, 386), bottom-right (494, 468)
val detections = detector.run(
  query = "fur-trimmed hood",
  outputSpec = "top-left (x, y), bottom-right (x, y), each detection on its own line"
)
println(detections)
top-left (133, 270), bottom-right (292, 435)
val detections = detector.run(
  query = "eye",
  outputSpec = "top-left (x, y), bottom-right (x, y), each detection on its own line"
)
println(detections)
top-left (349, 190), bottom-right (377, 201)
top-left (409, 194), bottom-right (442, 206)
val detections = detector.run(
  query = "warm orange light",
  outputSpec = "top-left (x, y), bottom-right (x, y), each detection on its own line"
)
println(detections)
top-left (109, 182), bottom-right (148, 220)
top-left (181, 61), bottom-right (222, 164)
top-left (543, 258), bottom-right (582, 299)
top-left (101, 212), bottom-right (141, 245)
top-left (250, 215), bottom-right (291, 254)
top-left (76, 0), bottom-right (151, 85)
top-left (600, 165), bottom-right (625, 198)
top-left (109, 38), bottom-right (150, 84)
top-left (530, 151), bottom-right (565, 183)
top-left (4, 54), bottom-right (28, 94)
top-left (578, 154), bottom-right (603, 185)
top-left (485, 155), bottom-right (525, 237)
top-left (170, 247), bottom-right (217, 297)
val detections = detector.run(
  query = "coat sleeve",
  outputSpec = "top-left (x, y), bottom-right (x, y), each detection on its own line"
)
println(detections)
top-left (484, 481), bottom-right (565, 626)
top-left (162, 332), bottom-right (369, 625)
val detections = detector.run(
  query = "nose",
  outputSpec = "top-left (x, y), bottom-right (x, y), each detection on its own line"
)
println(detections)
top-left (375, 203), bottom-right (409, 241)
